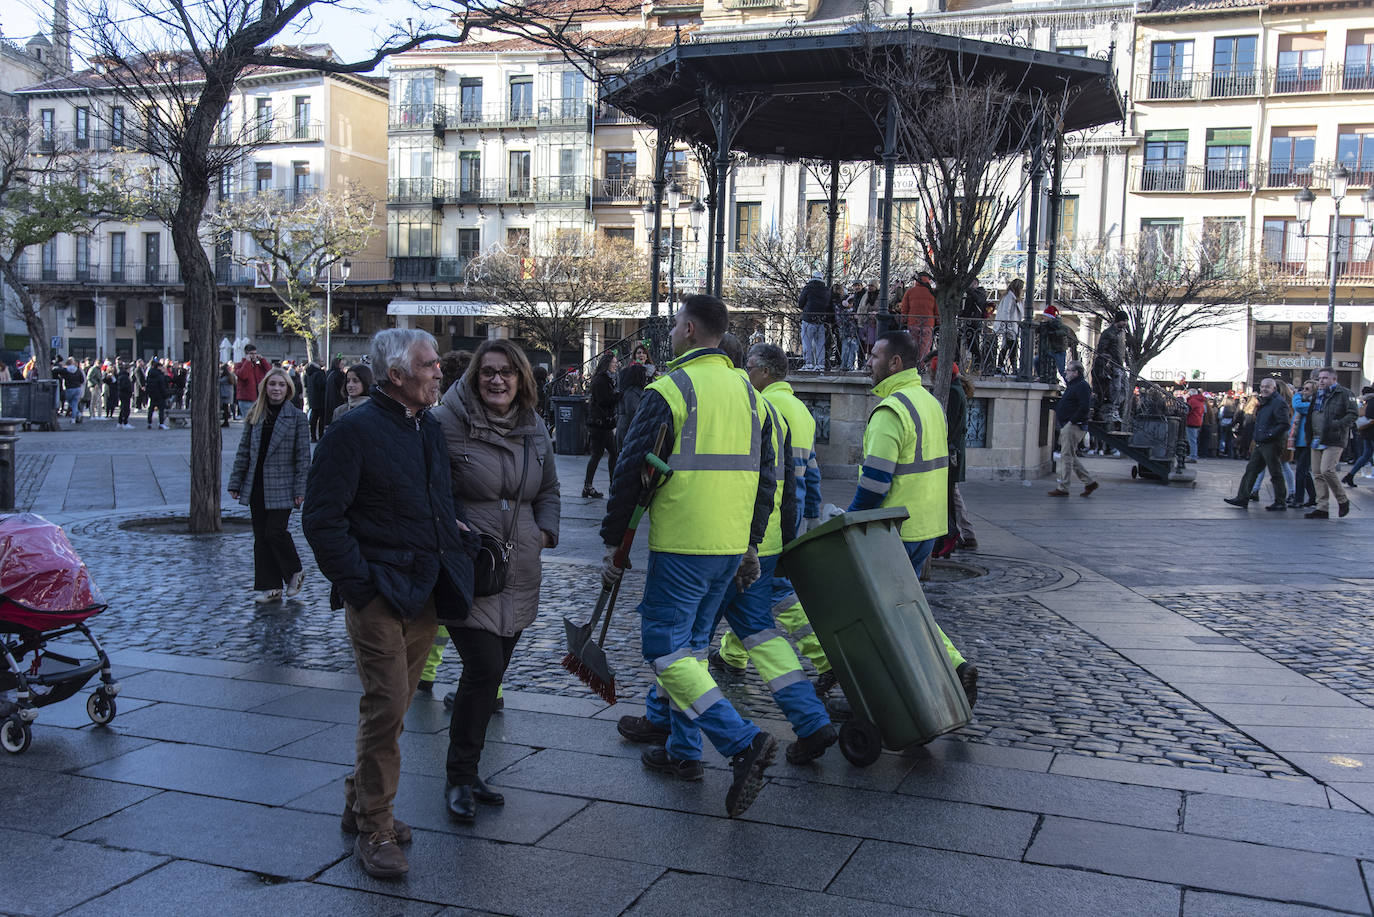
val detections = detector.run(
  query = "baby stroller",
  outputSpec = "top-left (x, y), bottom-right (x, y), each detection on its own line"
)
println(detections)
top-left (0, 513), bottom-right (119, 754)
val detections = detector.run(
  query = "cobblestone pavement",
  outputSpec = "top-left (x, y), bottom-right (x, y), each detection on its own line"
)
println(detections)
top-left (1152, 589), bottom-right (1374, 709)
top-left (14, 454), bottom-right (51, 510)
top-left (65, 511), bottom-right (1297, 777)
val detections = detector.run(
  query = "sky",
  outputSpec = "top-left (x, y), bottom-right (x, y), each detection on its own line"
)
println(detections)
top-left (4, 0), bottom-right (434, 74)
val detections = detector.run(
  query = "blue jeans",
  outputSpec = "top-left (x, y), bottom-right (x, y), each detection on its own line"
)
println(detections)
top-left (904, 537), bottom-right (936, 574)
top-left (1351, 436), bottom-right (1374, 476)
top-left (62, 388), bottom-right (83, 420)
top-left (1186, 426), bottom-right (1200, 459)
top-left (840, 337), bottom-right (859, 372)
top-left (696, 556), bottom-right (830, 741)
top-left (640, 551), bottom-right (759, 762)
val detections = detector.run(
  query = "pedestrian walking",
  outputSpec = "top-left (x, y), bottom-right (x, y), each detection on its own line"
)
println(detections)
top-left (603, 295), bottom-right (780, 817)
top-left (228, 368), bottom-right (311, 603)
top-left (323, 357), bottom-right (348, 427)
top-left (1305, 366), bottom-right (1358, 519)
top-left (1340, 386), bottom-right (1374, 487)
top-left (332, 363), bottom-right (374, 422)
top-left (942, 363), bottom-right (980, 551)
top-left (102, 363), bottom-right (117, 418)
top-left (234, 344), bottom-right (270, 419)
top-left (144, 359), bottom-right (169, 429)
top-left (302, 328), bottom-right (477, 880)
top-left (429, 339), bottom-right (560, 822)
top-left (582, 351), bottom-right (619, 498)
top-left (56, 358), bottom-right (84, 424)
top-left (1224, 376), bottom-right (1291, 511)
top-left (218, 363), bottom-right (236, 427)
top-left (846, 331), bottom-right (978, 706)
top-left (1289, 380), bottom-right (1317, 507)
top-left (114, 359), bottom-right (133, 429)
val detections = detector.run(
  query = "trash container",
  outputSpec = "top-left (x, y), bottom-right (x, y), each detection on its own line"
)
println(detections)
top-left (779, 507), bottom-right (971, 765)
top-left (0, 380), bottom-right (57, 432)
top-left (551, 396), bottom-right (589, 455)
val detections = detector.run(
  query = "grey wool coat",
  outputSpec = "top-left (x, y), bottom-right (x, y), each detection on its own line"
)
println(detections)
top-left (431, 384), bottom-right (560, 637)
top-left (228, 402), bottom-right (311, 509)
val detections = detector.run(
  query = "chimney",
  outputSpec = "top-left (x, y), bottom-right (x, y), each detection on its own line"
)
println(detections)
top-left (52, 0), bottom-right (72, 74)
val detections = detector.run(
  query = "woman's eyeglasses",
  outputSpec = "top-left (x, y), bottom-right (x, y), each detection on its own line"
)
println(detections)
top-left (479, 367), bottom-right (517, 381)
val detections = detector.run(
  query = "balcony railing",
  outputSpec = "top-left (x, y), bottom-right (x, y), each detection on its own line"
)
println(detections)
top-left (16, 261), bottom-right (183, 285)
top-left (1202, 166), bottom-right (1252, 191)
top-left (219, 185), bottom-right (321, 205)
top-left (533, 175), bottom-right (590, 203)
top-left (388, 177), bottom-right (450, 204)
top-left (1136, 63), bottom-right (1374, 102)
top-left (595, 103), bottom-right (639, 125)
top-left (592, 177), bottom-right (650, 202)
top-left (389, 104), bottom-right (447, 130)
top-left (1135, 166), bottom-right (1187, 192)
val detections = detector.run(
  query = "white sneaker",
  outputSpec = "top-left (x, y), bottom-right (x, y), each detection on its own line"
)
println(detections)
top-left (255, 589), bottom-right (282, 604)
top-left (158, 423), bottom-right (169, 430)
top-left (285, 570), bottom-right (304, 597)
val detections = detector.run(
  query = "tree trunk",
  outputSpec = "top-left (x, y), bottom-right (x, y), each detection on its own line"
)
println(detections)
top-left (0, 259), bottom-right (51, 380)
top-left (931, 287), bottom-right (960, 408)
top-left (173, 183), bottom-right (222, 534)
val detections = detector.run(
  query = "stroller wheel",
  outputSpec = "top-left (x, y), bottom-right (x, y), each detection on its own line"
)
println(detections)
top-left (1, 716), bottom-right (31, 754)
top-left (87, 691), bottom-right (117, 725)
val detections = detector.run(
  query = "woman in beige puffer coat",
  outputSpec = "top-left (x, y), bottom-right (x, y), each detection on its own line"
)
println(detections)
top-left (430, 338), bottom-right (560, 820)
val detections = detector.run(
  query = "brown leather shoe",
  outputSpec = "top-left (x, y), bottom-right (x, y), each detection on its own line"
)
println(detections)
top-left (1081, 481), bottom-right (1099, 497)
top-left (341, 809), bottom-right (411, 844)
top-left (1047, 488), bottom-right (1070, 497)
top-left (355, 829), bottom-right (408, 878)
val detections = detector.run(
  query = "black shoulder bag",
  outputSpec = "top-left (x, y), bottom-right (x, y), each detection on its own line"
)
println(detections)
top-left (472, 436), bottom-right (530, 598)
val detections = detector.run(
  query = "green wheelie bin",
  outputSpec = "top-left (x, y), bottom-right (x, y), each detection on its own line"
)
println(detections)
top-left (778, 507), bottom-right (971, 766)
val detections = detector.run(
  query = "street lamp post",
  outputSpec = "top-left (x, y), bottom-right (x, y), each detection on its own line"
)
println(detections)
top-left (65, 313), bottom-right (76, 359)
top-left (322, 258), bottom-right (351, 366)
top-left (1294, 167), bottom-right (1374, 369)
top-left (666, 181), bottom-right (682, 309)
top-left (689, 200), bottom-right (705, 293)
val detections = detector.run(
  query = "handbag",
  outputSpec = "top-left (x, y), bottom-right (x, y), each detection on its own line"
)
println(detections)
top-left (472, 436), bottom-right (530, 598)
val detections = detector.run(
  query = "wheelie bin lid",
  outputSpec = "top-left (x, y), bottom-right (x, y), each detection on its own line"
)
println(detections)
top-left (780, 507), bottom-right (909, 559)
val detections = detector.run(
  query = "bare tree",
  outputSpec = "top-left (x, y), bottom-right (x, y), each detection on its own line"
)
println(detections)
top-left (726, 219), bottom-right (886, 346)
top-left (76, 0), bottom-right (642, 532)
top-left (210, 185), bottom-right (377, 363)
top-left (1056, 228), bottom-right (1271, 383)
top-left (467, 232), bottom-right (645, 366)
top-left (0, 115), bottom-right (114, 381)
top-left (861, 38), bottom-right (1067, 404)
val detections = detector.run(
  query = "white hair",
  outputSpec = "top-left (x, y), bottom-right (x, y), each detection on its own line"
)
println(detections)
top-left (370, 328), bottom-right (437, 383)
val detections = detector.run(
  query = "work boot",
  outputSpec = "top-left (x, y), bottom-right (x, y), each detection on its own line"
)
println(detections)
top-left (1338, 500), bottom-right (1351, 518)
top-left (726, 732), bottom-right (777, 817)
top-left (708, 649), bottom-right (746, 677)
top-left (825, 692), bottom-right (853, 721)
top-left (340, 810), bottom-right (411, 844)
top-left (785, 723), bottom-right (838, 765)
top-left (641, 747), bottom-right (704, 781)
top-left (813, 670), bottom-right (838, 698)
top-left (957, 662), bottom-right (979, 708)
top-left (1305, 509), bottom-right (1329, 519)
top-left (1222, 497), bottom-right (1248, 508)
top-left (617, 715), bottom-right (670, 744)
top-left (1341, 473), bottom-right (1356, 487)
top-left (355, 829), bottom-right (408, 878)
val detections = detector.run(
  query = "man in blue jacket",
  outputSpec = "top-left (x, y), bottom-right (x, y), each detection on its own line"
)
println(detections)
top-left (303, 328), bottom-right (476, 881)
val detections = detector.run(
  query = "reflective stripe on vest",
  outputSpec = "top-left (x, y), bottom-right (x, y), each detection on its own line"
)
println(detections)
top-left (890, 391), bottom-right (951, 474)
top-left (871, 383), bottom-right (949, 542)
top-left (757, 398), bottom-right (790, 557)
top-left (663, 371), bottom-right (761, 472)
top-left (651, 648), bottom-right (724, 720)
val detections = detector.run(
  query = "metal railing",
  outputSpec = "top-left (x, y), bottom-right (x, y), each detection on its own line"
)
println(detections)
top-left (592, 177), bottom-right (650, 202)
top-left (15, 261), bottom-right (183, 285)
top-left (388, 104), bottom-right (447, 130)
top-left (218, 185), bottom-right (320, 205)
top-left (387, 177), bottom-right (450, 204)
top-left (595, 103), bottom-right (639, 125)
top-left (1132, 160), bottom-right (1374, 193)
top-left (1137, 64), bottom-right (1374, 101)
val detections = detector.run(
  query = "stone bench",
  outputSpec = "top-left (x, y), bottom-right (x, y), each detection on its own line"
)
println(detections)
top-left (164, 409), bottom-right (191, 428)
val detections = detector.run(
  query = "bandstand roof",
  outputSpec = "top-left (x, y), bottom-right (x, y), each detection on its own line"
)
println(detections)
top-left (601, 27), bottom-right (1125, 161)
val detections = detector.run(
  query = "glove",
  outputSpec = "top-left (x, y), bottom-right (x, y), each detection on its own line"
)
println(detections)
top-left (819, 503), bottom-right (844, 523)
top-left (601, 546), bottom-right (624, 587)
top-left (803, 516), bottom-right (821, 533)
top-left (734, 547), bottom-right (761, 591)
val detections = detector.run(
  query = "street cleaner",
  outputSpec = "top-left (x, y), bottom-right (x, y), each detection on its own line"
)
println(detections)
top-left (600, 294), bottom-right (779, 817)
top-left (847, 330), bottom-right (979, 708)
top-left (698, 340), bottom-right (837, 764)
top-left (710, 341), bottom-right (841, 681)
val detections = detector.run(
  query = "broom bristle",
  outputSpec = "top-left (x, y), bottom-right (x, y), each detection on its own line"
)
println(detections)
top-left (561, 653), bottom-right (616, 705)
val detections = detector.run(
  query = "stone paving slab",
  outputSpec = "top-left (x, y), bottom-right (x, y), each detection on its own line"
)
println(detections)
top-left (25, 694), bottom-right (155, 729)
top-left (0, 727), bottom-right (155, 773)
top-left (116, 669), bottom-right (306, 710)
top-left (1183, 890), bottom-right (1369, 917)
top-left (623, 872), bottom-right (937, 917)
top-left (1241, 726), bottom-right (1374, 754)
top-left (107, 701), bottom-right (334, 753)
top-left (538, 801), bottom-right (861, 891)
top-left (894, 758), bottom-right (1184, 831)
top-left (68, 791), bottom-right (353, 880)
top-left (0, 768), bottom-right (159, 836)
top-left (0, 829), bottom-right (168, 917)
top-left (1025, 816), bottom-right (1370, 913)
top-left (286, 771), bottom-right (589, 846)
top-left (741, 777), bottom-right (1037, 859)
top-left (1170, 683), bottom-right (1363, 707)
top-left (1142, 665), bottom-right (1323, 687)
top-left (1208, 704), bottom-right (1374, 729)
top-left (248, 686), bottom-right (451, 735)
top-left (60, 860), bottom-right (444, 917)
top-left (827, 838), bottom-right (1182, 916)
top-left (1183, 793), bottom-right (1374, 860)
top-left (1047, 755), bottom-right (1330, 806)
top-left (316, 828), bottom-right (665, 917)
top-left (266, 720), bottom-right (535, 779)
top-left (75, 741), bottom-right (349, 806)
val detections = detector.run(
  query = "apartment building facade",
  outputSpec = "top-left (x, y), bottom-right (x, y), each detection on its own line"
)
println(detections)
top-left (1127, 0), bottom-right (1374, 390)
top-left (12, 49), bottom-right (387, 362)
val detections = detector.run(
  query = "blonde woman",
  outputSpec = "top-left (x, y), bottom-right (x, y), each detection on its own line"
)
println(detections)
top-left (228, 367), bottom-right (312, 603)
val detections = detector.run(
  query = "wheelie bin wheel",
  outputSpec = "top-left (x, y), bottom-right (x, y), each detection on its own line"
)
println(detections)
top-left (838, 717), bottom-right (883, 767)
top-left (87, 690), bottom-right (117, 725)
top-left (2, 716), bottom-right (32, 754)
top-left (1131, 465), bottom-right (1139, 479)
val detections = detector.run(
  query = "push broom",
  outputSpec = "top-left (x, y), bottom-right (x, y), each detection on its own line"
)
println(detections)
top-left (562, 423), bottom-right (672, 704)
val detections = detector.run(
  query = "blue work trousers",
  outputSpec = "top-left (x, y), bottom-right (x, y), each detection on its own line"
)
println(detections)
top-left (696, 556), bottom-right (830, 741)
top-left (641, 551), bottom-right (759, 762)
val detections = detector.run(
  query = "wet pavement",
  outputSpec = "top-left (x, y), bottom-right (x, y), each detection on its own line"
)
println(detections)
top-left (5, 420), bottom-right (1374, 915)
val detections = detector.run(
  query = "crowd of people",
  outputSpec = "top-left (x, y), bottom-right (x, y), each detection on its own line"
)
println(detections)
top-left (267, 296), bottom-right (978, 882)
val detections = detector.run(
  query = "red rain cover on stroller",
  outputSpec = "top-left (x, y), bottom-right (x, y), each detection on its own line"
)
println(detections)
top-left (0, 514), bottom-right (107, 631)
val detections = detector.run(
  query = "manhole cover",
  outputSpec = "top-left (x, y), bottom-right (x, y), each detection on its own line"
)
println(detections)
top-left (926, 559), bottom-right (986, 583)
top-left (117, 516), bottom-right (253, 535)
